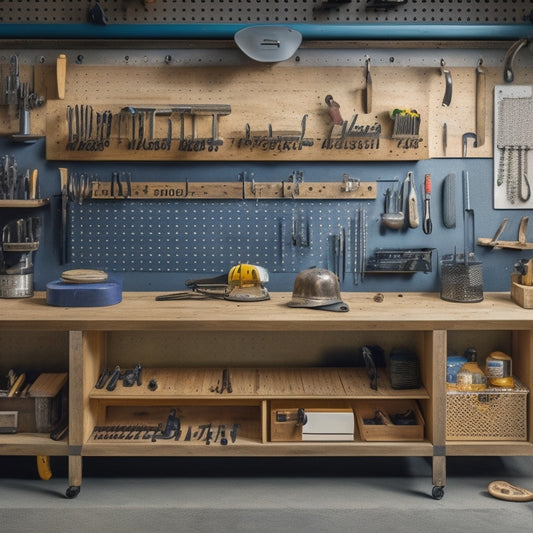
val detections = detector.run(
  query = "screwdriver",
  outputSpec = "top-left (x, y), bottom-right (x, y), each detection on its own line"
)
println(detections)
top-left (423, 174), bottom-right (432, 234)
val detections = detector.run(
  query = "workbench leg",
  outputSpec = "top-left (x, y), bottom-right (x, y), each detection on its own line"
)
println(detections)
top-left (66, 455), bottom-right (82, 499)
top-left (431, 455), bottom-right (446, 500)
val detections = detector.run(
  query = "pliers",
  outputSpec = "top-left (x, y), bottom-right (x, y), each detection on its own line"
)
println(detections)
top-left (111, 171), bottom-right (131, 198)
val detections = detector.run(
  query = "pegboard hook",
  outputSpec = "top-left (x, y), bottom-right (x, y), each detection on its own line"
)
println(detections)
top-left (285, 170), bottom-right (303, 198)
top-left (440, 59), bottom-right (453, 107)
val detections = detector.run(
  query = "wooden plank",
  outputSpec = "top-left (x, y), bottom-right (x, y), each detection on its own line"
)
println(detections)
top-left (28, 373), bottom-right (68, 398)
top-left (0, 199), bottom-right (49, 208)
top-left (244, 181), bottom-right (377, 200)
top-left (88, 180), bottom-right (377, 200)
top-left (90, 181), bottom-right (244, 200)
top-left (0, 433), bottom-right (68, 456)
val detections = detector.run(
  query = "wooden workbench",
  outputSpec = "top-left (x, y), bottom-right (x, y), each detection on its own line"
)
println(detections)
top-left (1, 292), bottom-right (532, 500)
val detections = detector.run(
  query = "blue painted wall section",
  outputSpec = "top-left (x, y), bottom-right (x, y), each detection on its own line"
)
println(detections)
top-left (0, 138), bottom-right (528, 294)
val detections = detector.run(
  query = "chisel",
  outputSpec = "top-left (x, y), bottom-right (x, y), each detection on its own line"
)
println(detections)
top-left (476, 59), bottom-right (486, 147)
top-left (29, 169), bottom-right (38, 200)
top-left (364, 55), bottom-right (372, 114)
top-left (56, 54), bottom-right (66, 100)
top-left (59, 167), bottom-right (68, 264)
top-left (7, 373), bottom-right (26, 397)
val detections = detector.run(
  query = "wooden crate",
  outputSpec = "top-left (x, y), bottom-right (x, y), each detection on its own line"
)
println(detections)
top-left (270, 400), bottom-right (354, 442)
top-left (511, 273), bottom-right (533, 309)
top-left (354, 399), bottom-right (424, 442)
top-left (0, 373), bottom-right (67, 433)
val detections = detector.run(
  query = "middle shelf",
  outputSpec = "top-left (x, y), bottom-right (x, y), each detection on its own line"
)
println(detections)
top-left (88, 367), bottom-right (430, 400)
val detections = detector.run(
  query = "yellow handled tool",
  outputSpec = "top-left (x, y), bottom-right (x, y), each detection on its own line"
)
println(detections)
top-left (7, 373), bottom-right (25, 397)
top-left (56, 54), bottom-right (66, 100)
top-left (37, 455), bottom-right (52, 480)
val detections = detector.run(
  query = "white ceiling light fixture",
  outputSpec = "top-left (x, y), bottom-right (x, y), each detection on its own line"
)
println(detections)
top-left (234, 26), bottom-right (303, 63)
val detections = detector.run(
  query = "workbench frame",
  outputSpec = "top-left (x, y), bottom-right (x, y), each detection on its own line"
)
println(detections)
top-left (1, 292), bottom-right (532, 500)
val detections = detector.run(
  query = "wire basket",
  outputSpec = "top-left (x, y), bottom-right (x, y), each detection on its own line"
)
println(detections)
top-left (446, 379), bottom-right (528, 440)
top-left (440, 254), bottom-right (483, 303)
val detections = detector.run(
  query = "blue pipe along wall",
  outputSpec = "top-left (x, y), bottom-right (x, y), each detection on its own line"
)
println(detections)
top-left (0, 137), bottom-right (526, 294)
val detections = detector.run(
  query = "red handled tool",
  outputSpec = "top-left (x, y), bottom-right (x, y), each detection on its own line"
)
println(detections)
top-left (423, 174), bottom-right (432, 234)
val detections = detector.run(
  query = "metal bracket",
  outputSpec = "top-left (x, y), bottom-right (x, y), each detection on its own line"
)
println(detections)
top-left (433, 445), bottom-right (446, 457)
top-left (462, 132), bottom-right (477, 158)
top-left (503, 38), bottom-right (529, 83)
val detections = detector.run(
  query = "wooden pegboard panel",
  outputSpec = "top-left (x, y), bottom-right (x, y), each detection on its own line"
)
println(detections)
top-left (44, 64), bottom-right (430, 161)
top-left (6, 60), bottom-right (533, 161)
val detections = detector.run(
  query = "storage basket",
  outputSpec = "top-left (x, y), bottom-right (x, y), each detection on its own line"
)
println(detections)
top-left (446, 378), bottom-right (528, 441)
top-left (440, 254), bottom-right (483, 303)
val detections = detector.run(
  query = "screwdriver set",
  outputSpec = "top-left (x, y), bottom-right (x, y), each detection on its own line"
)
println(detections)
top-left (0, 155), bottom-right (40, 201)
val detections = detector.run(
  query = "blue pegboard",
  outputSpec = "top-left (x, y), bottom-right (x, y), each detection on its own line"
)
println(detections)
top-left (68, 199), bottom-right (365, 274)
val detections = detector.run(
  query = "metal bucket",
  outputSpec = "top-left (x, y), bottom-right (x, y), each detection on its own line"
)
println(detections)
top-left (0, 272), bottom-right (34, 298)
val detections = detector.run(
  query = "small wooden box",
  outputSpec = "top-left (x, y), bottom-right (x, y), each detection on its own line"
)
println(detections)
top-left (354, 399), bottom-right (424, 442)
top-left (0, 373), bottom-right (67, 433)
top-left (511, 273), bottom-right (533, 308)
top-left (270, 400), bottom-right (353, 442)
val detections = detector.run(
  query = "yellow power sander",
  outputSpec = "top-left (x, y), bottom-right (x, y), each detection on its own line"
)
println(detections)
top-left (156, 264), bottom-right (270, 302)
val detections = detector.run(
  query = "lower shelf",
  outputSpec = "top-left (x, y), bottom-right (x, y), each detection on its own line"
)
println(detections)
top-left (81, 439), bottom-right (435, 457)
top-left (83, 403), bottom-right (434, 456)
top-left (0, 433), bottom-right (68, 455)
top-left (446, 441), bottom-right (533, 456)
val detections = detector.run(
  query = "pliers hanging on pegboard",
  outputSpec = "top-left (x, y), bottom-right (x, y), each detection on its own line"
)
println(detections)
top-left (111, 171), bottom-right (131, 199)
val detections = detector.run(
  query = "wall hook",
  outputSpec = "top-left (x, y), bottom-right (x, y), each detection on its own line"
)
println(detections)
top-left (440, 59), bottom-right (452, 107)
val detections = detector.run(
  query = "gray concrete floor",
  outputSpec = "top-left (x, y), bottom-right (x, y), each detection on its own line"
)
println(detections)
top-left (1, 456), bottom-right (533, 532)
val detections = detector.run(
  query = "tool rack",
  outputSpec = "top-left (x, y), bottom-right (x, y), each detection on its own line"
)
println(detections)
top-left (1, 292), bottom-right (533, 500)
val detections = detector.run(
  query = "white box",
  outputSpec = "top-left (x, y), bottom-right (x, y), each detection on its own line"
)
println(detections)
top-left (302, 411), bottom-right (354, 441)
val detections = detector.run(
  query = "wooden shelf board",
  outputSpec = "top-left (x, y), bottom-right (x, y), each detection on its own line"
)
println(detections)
top-left (446, 441), bottom-right (533, 456)
top-left (88, 367), bottom-right (430, 400)
top-left (0, 433), bottom-right (68, 455)
top-left (0, 199), bottom-right (49, 208)
top-left (82, 439), bottom-right (434, 457)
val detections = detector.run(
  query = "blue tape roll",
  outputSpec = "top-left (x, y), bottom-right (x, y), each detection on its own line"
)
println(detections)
top-left (46, 279), bottom-right (122, 307)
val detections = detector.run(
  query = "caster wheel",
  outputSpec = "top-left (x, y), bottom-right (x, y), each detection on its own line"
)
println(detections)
top-left (432, 485), bottom-right (444, 500)
top-left (65, 486), bottom-right (80, 499)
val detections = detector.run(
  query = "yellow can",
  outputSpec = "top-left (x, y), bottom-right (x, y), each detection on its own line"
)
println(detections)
top-left (485, 351), bottom-right (514, 388)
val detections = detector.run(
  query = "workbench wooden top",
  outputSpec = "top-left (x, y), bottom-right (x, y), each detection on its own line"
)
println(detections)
top-left (1, 291), bottom-right (532, 331)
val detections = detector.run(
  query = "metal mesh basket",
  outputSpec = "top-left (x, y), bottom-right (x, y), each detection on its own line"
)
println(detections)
top-left (446, 379), bottom-right (528, 440)
top-left (440, 254), bottom-right (483, 303)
